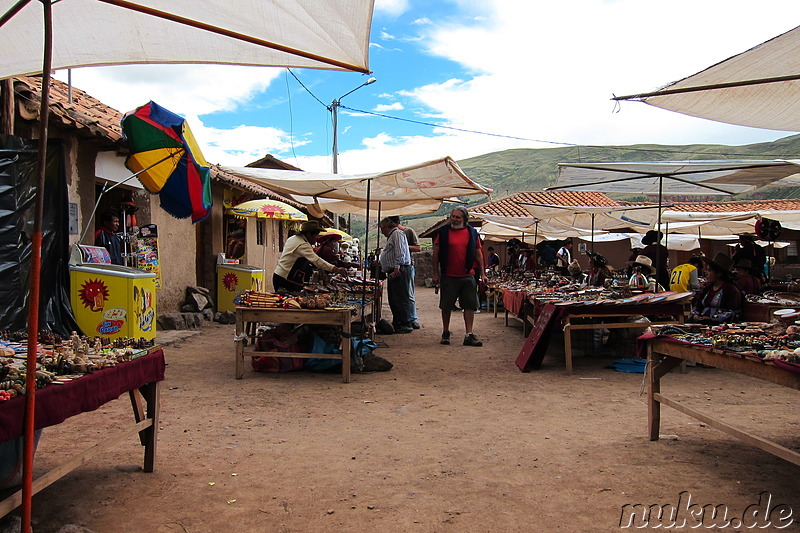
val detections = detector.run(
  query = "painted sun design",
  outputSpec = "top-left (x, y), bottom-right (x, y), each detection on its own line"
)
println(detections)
top-left (223, 272), bottom-right (239, 291)
top-left (79, 278), bottom-right (110, 312)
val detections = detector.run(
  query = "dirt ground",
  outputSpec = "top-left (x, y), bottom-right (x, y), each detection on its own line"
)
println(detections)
top-left (14, 287), bottom-right (800, 532)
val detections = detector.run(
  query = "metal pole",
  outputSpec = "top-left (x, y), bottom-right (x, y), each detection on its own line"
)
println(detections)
top-left (331, 99), bottom-right (339, 229)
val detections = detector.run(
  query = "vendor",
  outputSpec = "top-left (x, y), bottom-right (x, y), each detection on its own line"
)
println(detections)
top-left (689, 253), bottom-right (743, 324)
top-left (627, 255), bottom-right (654, 290)
top-left (273, 220), bottom-right (348, 292)
top-left (94, 211), bottom-right (123, 265)
top-left (669, 255), bottom-right (704, 293)
top-left (734, 258), bottom-right (762, 296)
top-left (315, 233), bottom-right (359, 269)
top-left (641, 230), bottom-right (670, 291)
top-left (586, 251), bottom-right (611, 287)
top-left (732, 233), bottom-right (766, 280)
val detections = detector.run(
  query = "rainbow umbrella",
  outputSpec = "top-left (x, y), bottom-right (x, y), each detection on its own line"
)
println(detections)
top-left (227, 199), bottom-right (308, 221)
top-left (122, 101), bottom-right (212, 223)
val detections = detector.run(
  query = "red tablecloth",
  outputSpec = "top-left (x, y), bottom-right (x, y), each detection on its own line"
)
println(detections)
top-left (0, 348), bottom-right (165, 442)
top-left (502, 289), bottom-right (528, 316)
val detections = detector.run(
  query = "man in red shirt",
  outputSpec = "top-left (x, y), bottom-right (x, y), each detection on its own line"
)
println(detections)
top-left (431, 207), bottom-right (488, 347)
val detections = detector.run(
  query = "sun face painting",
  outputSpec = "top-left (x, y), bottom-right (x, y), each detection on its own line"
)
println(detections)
top-left (223, 272), bottom-right (239, 291)
top-left (79, 278), bottom-right (110, 312)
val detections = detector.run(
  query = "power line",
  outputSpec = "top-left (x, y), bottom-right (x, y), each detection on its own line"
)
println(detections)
top-left (340, 104), bottom-right (800, 159)
top-left (286, 68), bottom-right (327, 109)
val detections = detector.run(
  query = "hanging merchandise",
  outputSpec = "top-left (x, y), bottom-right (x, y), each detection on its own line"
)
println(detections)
top-left (136, 224), bottom-right (162, 289)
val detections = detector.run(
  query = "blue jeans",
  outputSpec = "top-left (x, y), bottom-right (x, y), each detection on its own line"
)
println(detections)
top-left (408, 264), bottom-right (417, 322)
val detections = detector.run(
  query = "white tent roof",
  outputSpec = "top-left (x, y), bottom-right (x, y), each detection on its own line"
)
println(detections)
top-left (516, 202), bottom-right (656, 232)
top-left (0, 0), bottom-right (374, 77)
top-left (550, 160), bottom-right (800, 196)
top-left (614, 25), bottom-right (800, 132)
top-left (222, 157), bottom-right (492, 215)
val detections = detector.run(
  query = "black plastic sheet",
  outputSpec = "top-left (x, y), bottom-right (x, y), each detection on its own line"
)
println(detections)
top-left (0, 135), bottom-right (79, 336)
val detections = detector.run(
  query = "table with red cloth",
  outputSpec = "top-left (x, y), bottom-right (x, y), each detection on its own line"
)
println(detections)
top-left (645, 336), bottom-right (800, 466)
top-left (0, 348), bottom-right (165, 517)
top-left (516, 301), bottom-right (684, 373)
top-left (501, 288), bottom-right (537, 336)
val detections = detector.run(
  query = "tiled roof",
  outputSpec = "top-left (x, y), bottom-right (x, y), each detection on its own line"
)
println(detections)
top-left (670, 199), bottom-right (800, 212)
top-left (15, 76), bottom-right (124, 146)
top-left (471, 191), bottom-right (618, 218)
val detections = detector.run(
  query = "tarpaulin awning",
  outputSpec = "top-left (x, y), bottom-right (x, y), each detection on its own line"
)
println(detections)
top-left (222, 157), bottom-right (492, 215)
top-left (0, 0), bottom-right (374, 77)
top-left (613, 24), bottom-right (800, 132)
top-left (549, 160), bottom-right (800, 196)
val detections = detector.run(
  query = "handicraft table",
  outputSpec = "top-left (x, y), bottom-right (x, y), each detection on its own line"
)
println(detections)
top-left (646, 338), bottom-right (800, 466)
top-left (0, 347), bottom-right (165, 517)
top-left (235, 307), bottom-right (352, 382)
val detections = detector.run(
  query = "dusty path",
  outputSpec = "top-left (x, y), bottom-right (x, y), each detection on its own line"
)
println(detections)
top-left (18, 288), bottom-right (800, 532)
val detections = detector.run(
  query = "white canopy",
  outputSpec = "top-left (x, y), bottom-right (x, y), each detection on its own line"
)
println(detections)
top-left (550, 160), bottom-right (800, 196)
top-left (0, 0), bottom-right (373, 77)
top-left (516, 202), bottom-right (656, 232)
top-left (222, 157), bottom-right (492, 215)
top-left (613, 25), bottom-right (800, 132)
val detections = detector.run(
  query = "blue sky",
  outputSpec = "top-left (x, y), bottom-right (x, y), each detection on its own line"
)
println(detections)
top-left (58, 0), bottom-right (800, 175)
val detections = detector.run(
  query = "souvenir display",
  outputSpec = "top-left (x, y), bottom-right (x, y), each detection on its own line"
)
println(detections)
top-left (0, 331), bottom-right (154, 399)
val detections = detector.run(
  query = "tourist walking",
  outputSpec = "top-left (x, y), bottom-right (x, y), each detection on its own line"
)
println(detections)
top-left (431, 207), bottom-right (487, 347)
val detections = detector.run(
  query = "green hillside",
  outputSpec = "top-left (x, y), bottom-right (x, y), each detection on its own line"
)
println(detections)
top-left (349, 133), bottom-right (800, 241)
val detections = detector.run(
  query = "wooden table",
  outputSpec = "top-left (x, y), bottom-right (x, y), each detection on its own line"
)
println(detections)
top-left (501, 288), bottom-right (535, 336)
top-left (0, 348), bottom-right (165, 517)
top-left (647, 338), bottom-right (800, 466)
top-left (235, 307), bottom-right (352, 382)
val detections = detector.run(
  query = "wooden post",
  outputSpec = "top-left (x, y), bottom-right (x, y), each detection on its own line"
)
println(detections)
top-left (647, 344), bottom-right (660, 441)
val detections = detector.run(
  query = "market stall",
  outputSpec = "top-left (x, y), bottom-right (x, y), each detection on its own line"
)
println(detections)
top-left (645, 332), bottom-right (800, 466)
top-left (0, 343), bottom-right (165, 518)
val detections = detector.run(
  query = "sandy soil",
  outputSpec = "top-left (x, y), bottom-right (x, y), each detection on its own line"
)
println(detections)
top-left (15, 288), bottom-right (800, 532)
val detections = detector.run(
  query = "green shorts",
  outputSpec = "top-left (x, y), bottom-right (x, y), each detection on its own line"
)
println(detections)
top-left (439, 275), bottom-right (479, 311)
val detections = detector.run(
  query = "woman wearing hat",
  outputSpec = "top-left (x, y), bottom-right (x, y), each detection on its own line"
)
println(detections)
top-left (314, 233), bottom-right (360, 270)
top-left (689, 253), bottom-right (743, 324)
top-left (586, 251), bottom-right (611, 287)
top-left (627, 255), bottom-right (654, 290)
top-left (273, 221), bottom-right (349, 292)
top-left (641, 230), bottom-right (670, 291)
top-left (733, 258), bottom-right (762, 296)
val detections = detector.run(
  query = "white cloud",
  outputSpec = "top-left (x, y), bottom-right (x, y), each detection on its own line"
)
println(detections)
top-left (412, 17), bottom-right (432, 25)
top-left (374, 102), bottom-right (404, 112)
top-left (315, 0), bottom-right (800, 175)
top-left (374, 0), bottom-right (410, 17)
top-left (56, 64), bottom-right (279, 117)
top-left (191, 115), bottom-right (310, 167)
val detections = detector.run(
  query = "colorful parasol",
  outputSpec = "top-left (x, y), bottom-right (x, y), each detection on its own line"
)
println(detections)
top-left (227, 199), bottom-right (308, 221)
top-left (122, 101), bottom-right (212, 223)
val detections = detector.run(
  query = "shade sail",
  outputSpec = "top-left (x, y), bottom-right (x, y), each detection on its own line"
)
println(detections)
top-left (613, 25), bottom-right (800, 131)
top-left (299, 196), bottom-right (450, 216)
top-left (516, 202), bottom-right (655, 232)
top-left (0, 0), bottom-right (374, 77)
top-left (549, 160), bottom-right (800, 196)
top-left (222, 157), bottom-right (492, 214)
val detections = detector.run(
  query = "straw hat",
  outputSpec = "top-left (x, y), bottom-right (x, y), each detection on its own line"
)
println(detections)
top-left (300, 220), bottom-right (324, 233)
top-left (627, 255), bottom-right (654, 274)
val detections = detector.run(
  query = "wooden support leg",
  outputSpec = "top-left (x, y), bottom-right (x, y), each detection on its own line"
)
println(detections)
top-left (139, 382), bottom-right (160, 473)
top-left (129, 389), bottom-right (147, 446)
top-left (342, 316), bottom-right (351, 384)
top-left (235, 311), bottom-right (245, 379)
top-left (647, 345), bottom-right (660, 441)
top-left (564, 324), bottom-right (573, 375)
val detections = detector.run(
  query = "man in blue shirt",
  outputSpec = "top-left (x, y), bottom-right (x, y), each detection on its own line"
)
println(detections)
top-left (379, 218), bottom-right (413, 333)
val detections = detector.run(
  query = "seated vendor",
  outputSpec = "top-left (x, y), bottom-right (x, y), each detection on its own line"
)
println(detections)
top-left (273, 221), bottom-right (348, 292)
top-left (627, 255), bottom-right (654, 290)
top-left (689, 253), bottom-right (743, 324)
top-left (314, 233), bottom-right (359, 269)
top-left (733, 258), bottom-right (762, 296)
top-left (586, 250), bottom-right (611, 287)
